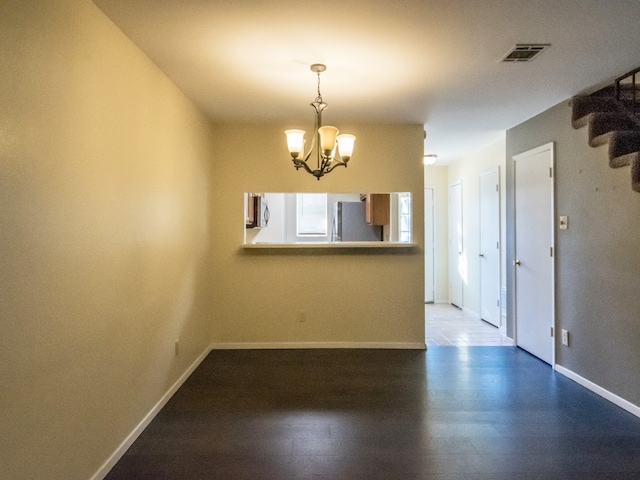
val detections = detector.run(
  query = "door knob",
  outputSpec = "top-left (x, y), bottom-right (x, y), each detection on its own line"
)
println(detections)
top-left (479, 253), bottom-right (485, 257)
top-left (513, 260), bottom-right (521, 266)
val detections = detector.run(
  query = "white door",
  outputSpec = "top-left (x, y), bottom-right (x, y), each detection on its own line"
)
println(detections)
top-left (449, 182), bottom-right (463, 308)
top-left (479, 168), bottom-right (500, 327)
top-left (514, 144), bottom-right (554, 365)
top-left (424, 187), bottom-right (435, 303)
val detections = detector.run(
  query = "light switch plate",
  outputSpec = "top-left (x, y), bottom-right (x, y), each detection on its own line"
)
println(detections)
top-left (559, 215), bottom-right (568, 230)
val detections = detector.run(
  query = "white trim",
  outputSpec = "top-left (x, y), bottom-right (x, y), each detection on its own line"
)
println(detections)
top-left (424, 186), bottom-right (436, 303)
top-left (512, 142), bottom-right (556, 367)
top-left (424, 183), bottom-right (441, 306)
top-left (461, 307), bottom-right (480, 319)
top-left (479, 166), bottom-right (500, 176)
top-left (499, 315), bottom-right (508, 337)
top-left (512, 141), bottom-right (554, 161)
top-left (211, 342), bottom-right (426, 350)
top-left (555, 365), bottom-right (640, 419)
top-left (448, 180), bottom-right (463, 308)
top-left (478, 166), bottom-right (502, 329)
top-left (243, 241), bottom-right (417, 249)
top-left (90, 345), bottom-right (212, 480)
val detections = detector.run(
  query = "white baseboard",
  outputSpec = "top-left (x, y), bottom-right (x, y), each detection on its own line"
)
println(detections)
top-left (462, 307), bottom-right (480, 318)
top-left (211, 342), bottom-right (426, 350)
top-left (555, 364), bottom-right (640, 419)
top-left (90, 345), bottom-right (212, 480)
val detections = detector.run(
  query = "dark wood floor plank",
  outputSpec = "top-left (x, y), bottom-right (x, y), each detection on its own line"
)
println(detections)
top-left (105, 347), bottom-right (640, 479)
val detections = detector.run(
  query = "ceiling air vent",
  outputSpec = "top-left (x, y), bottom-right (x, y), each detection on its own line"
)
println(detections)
top-left (501, 44), bottom-right (550, 63)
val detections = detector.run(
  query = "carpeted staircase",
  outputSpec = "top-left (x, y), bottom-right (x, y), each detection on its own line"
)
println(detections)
top-left (571, 76), bottom-right (640, 192)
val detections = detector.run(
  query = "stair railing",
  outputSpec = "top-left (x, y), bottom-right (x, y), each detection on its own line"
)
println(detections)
top-left (615, 67), bottom-right (640, 118)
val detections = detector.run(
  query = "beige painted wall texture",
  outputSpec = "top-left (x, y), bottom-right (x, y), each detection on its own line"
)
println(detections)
top-left (209, 124), bottom-right (425, 347)
top-left (446, 137), bottom-right (506, 316)
top-left (0, 1), bottom-right (215, 478)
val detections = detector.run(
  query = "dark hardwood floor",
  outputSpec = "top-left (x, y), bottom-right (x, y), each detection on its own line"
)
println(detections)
top-left (106, 347), bottom-right (640, 479)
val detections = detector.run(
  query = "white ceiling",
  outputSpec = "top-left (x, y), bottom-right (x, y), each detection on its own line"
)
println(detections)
top-left (92, 0), bottom-right (640, 164)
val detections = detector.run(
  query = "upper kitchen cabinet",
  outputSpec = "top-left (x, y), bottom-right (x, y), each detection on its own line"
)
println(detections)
top-left (364, 193), bottom-right (391, 226)
top-left (245, 193), bottom-right (268, 229)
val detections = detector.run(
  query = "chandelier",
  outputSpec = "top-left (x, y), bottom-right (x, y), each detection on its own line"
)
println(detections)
top-left (285, 64), bottom-right (356, 180)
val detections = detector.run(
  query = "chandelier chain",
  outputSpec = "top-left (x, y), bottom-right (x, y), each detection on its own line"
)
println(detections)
top-left (315, 71), bottom-right (323, 104)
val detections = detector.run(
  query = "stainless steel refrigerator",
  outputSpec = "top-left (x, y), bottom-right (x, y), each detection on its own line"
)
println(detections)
top-left (331, 201), bottom-right (382, 241)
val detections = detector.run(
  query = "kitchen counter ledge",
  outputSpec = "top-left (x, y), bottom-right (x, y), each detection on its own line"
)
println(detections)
top-left (242, 242), bottom-right (418, 249)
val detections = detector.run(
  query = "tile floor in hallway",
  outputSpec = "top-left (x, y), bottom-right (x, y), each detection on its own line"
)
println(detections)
top-left (426, 303), bottom-right (513, 347)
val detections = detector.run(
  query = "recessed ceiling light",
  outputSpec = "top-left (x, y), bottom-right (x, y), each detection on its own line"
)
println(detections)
top-left (424, 154), bottom-right (437, 166)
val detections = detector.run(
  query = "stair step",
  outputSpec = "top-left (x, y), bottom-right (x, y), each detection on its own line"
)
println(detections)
top-left (617, 82), bottom-right (640, 91)
top-left (618, 98), bottom-right (640, 115)
top-left (617, 91), bottom-right (640, 101)
top-left (571, 71), bottom-right (640, 193)
top-left (610, 151), bottom-right (639, 168)
top-left (608, 131), bottom-right (640, 163)
top-left (632, 154), bottom-right (640, 192)
top-left (572, 95), bottom-right (620, 128)
top-left (591, 85), bottom-right (616, 97)
top-left (588, 113), bottom-right (640, 146)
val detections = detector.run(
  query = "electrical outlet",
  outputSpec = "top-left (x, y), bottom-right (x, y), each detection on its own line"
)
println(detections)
top-left (561, 329), bottom-right (569, 347)
top-left (175, 339), bottom-right (180, 356)
top-left (299, 311), bottom-right (307, 323)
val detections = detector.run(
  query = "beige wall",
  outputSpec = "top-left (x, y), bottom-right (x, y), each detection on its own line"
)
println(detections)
top-left (445, 137), bottom-right (506, 317)
top-left (1, 1), bottom-right (425, 477)
top-left (0, 1), bottom-right (215, 478)
top-left (210, 124), bottom-right (425, 347)
top-left (423, 166), bottom-right (449, 303)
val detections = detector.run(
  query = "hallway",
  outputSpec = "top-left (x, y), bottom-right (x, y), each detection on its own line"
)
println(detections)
top-left (426, 303), bottom-right (513, 347)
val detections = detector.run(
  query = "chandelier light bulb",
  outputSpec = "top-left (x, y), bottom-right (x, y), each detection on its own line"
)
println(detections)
top-left (337, 134), bottom-right (356, 161)
top-left (318, 126), bottom-right (339, 156)
top-left (285, 129), bottom-right (305, 159)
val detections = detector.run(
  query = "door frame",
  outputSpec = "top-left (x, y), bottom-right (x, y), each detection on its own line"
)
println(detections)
top-left (448, 181), bottom-right (463, 308)
top-left (478, 167), bottom-right (501, 327)
top-left (512, 142), bottom-right (555, 366)
top-left (424, 186), bottom-right (436, 303)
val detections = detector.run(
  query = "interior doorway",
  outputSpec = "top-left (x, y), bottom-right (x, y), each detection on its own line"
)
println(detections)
top-left (479, 168), bottom-right (501, 327)
top-left (426, 303), bottom-right (512, 346)
top-left (448, 181), bottom-right (463, 308)
top-left (424, 187), bottom-right (435, 303)
top-left (513, 143), bottom-right (555, 365)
